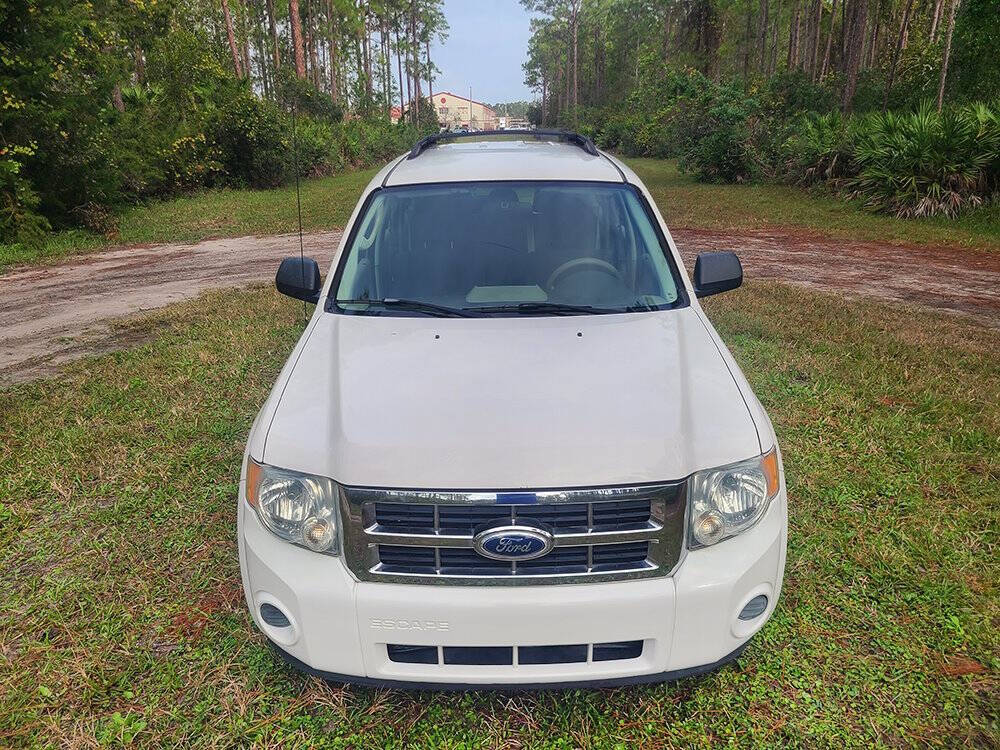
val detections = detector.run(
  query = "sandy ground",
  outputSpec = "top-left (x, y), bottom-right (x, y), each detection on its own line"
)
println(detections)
top-left (675, 228), bottom-right (1000, 326)
top-left (2, 227), bottom-right (998, 384)
top-left (0, 231), bottom-right (342, 384)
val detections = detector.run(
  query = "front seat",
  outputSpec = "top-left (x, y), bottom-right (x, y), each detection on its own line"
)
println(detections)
top-left (462, 187), bottom-right (532, 288)
top-left (531, 189), bottom-right (600, 286)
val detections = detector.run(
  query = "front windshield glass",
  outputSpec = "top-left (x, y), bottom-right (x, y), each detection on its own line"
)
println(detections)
top-left (333, 181), bottom-right (683, 316)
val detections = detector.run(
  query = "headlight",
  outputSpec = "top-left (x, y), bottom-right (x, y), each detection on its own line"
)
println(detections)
top-left (688, 448), bottom-right (780, 548)
top-left (245, 458), bottom-right (340, 555)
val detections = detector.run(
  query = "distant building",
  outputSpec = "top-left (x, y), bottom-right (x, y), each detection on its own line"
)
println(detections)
top-left (390, 105), bottom-right (402, 124)
top-left (428, 92), bottom-right (497, 130)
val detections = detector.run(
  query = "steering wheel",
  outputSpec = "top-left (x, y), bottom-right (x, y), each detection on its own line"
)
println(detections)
top-left (546, 257), bottom-right (624, 291)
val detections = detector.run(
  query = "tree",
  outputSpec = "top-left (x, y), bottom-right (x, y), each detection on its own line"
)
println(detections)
top-left (820, 0), bottom-right (840, 81)
top-left (841, 0), bottom-right (869, 112)
top-left (289, 0), bottom-right (307, 78)
top-left (265, 0), bottom-right (281, 68)
top-left (936, 0), bottom-right (960, 110)
top-left (883, 0), bottom-right (914, 109)
top-left (221, 0), bottom-right (244, 78)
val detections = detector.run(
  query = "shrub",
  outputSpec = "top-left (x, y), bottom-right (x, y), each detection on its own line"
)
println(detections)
top-left (0, 149), bottom-right (51, 249)
top-left (289, 118), bottom-right (340, 177)
top-left (848, 102), bottom-right (1000, 217)
top-left (591, 68), bottom-right (712, 158)
top-left (158, 134), bottom-right (223, 193)
top-left (337, 118), bottom-right (434, 168)
top-left (784, 111), bottom-right (855, 185)
top-left (762, 70), bottom-right (837, 118)
top-left (674, 83), bottom-right (769, 183)
top-left (948, 0), bottom-right (1000, 103)
top-left (276, 70), bottom-right (344, 123)
top-left (594, 111), bottom-right (668, 156)
top-left (208, 89), bottom-right (291, 188)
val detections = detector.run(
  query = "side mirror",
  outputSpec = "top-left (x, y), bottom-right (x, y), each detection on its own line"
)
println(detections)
top-left (275, 256), bottom-right (322, 303)
top-left (693, 251), bottom-right (742, 298)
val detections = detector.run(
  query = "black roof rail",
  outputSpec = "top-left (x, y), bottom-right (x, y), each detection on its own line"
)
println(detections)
top-left (407, 129), bottom-right (600, 159)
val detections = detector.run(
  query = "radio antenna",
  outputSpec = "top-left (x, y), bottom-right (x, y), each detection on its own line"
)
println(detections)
top-left (291, 97), bottom-right (307, 322)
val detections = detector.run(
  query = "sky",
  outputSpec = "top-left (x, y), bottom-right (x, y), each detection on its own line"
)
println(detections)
top-left (430, 0), bottom-right (535, 104)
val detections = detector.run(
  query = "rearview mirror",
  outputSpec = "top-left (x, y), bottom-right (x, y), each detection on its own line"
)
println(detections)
top-left (275, 256), bottom-right (322, 303)
top-left (693, 252), bottom-right (742, 297)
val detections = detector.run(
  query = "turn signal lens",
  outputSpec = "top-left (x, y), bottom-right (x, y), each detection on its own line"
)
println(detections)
top-left (762, 448), bottom-right (780, 499)
top-left (302, 517), bottom-right (335, 552)
top-left (246, 459), bottom-right (263, 508)
top-left (687, 447), bottom-right (782, 548)
top-left (693, 510), bottom-right (726, 546)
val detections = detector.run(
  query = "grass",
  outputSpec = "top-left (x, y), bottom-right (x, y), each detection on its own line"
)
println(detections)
top-left (0, 168), bottom-right (378, 271)
top-left (1, 282), bottom-right (997, 747)
top-left (4, 157), bottom-right (1000, 273)
top-left (630, 159), bottom-right (1000, 250)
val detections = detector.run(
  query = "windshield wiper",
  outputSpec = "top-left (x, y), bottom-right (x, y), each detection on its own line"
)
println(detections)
top-left (624, 300), bottom-right (658, 312)
top-left (467, 302), bottom-right (622, 316)
top-left (335, 298), bottom-right (475, 318)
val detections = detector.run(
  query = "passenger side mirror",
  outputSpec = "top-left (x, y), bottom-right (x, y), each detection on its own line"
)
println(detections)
top-left (693, 252), bottom-right (742, 298)
top-left (275, 256), bottom-right (322, 303)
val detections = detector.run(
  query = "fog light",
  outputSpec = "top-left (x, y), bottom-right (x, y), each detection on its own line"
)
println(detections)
top-left (738, 594), bottom-right (769, 620)
top-left (693, 510), bottom-right (725, 546)
top-left (260, 602), bottom-right (291, 628)
top-left (302, 517), bottom-right (335, 552)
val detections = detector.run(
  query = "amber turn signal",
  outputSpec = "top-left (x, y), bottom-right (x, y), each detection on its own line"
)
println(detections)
top-left (762, 448), bottom-right (780, 499)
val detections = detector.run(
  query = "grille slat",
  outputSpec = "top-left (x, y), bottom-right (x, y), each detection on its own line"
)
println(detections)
top-left (373, 500), bottom-right (650, 535)
top-left (439, 548), bottom-right (512, 575)
top-left (377, 542), bottom-right (650, 576)
top-left (515, 504), bottom-right (589, 529)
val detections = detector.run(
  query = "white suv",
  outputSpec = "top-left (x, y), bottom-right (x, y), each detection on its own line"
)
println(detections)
top-left (239, 131), bottom-right (787, 688)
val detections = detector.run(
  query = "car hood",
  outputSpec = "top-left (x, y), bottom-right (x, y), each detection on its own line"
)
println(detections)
top-left (262, 308), bottom-right (761, 489)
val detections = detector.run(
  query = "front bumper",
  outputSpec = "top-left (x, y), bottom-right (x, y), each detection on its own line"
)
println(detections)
top-left (238, 484), bottom-right (787, 687)
top-left (269, 639), bottom-right (750, 690)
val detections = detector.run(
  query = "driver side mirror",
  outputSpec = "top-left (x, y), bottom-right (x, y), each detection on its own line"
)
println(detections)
top-left (693, 252), bottom-right (742, 297)
top-left (275, 256), bottom-right (322, 303)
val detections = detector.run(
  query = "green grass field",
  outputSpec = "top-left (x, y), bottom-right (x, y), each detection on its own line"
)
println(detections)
top-left (2, 283), bottom-right (996, 747)
top-left (4, 157), bottom-right (1000, 272)
top-left (629, 159), bottom-right (1000, 249)
top-left (0, 169), bottom-right (379, 272)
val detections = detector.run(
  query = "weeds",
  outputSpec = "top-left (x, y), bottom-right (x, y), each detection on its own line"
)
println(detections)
top-left (1, 283), bottom-right (996, 747)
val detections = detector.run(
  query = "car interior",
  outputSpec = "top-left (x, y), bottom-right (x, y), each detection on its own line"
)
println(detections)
top-left (335, 181), bottom-right (680, 311)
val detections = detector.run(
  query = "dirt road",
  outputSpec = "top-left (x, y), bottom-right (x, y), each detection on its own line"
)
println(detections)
top-left (2, 227), bottom-right (998, 384)
top-left (0, 231), bottom-right (342, 384)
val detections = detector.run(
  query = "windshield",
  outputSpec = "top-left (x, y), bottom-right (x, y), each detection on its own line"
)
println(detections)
top-left (332, 181), bottom-right (684, 316)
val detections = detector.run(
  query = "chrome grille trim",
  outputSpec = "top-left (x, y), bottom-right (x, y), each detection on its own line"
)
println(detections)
top-left (339, 482), bottom-right (686, 586)
top-left (364, 525), bottom-right (663, 547)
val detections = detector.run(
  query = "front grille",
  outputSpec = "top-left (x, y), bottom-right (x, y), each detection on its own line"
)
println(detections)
top-left (387, 641), bottom-right (644, 665)
top-left (339, 483), bottom-right (686, 585)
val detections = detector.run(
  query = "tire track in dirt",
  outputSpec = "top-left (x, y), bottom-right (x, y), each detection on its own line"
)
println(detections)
top-left (673, 228), bottom-right (1000, 327)
top-left (0, 231), bottom-right (342, 384)
top-left (1, 227), bottom-right (998, 384)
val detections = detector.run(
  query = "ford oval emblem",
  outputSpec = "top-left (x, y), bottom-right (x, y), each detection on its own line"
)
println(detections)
top-left (473, 525), bottom-right (554, 561)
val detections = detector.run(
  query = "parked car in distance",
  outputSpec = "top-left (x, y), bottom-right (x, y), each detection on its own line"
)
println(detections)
top-left (239, 130), bottom-right (787, 688)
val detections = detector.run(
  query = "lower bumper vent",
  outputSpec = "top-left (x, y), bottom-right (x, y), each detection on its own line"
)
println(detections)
top-left (386, 640), bottom-right (644, 666)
